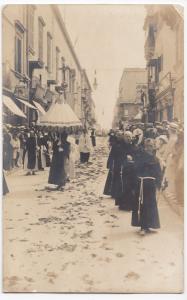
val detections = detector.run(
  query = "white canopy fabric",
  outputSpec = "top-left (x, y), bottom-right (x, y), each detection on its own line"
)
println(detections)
top-left (33, 101), bottom-right (46, 115)
top-left (134, 111), bottom-right (143, 120)
top-left (3, 95), bottom-right (26, 118)
top-left (39, 102), bottom-right (82, 127)
top-left (16, 98), bottom-right (37, 110)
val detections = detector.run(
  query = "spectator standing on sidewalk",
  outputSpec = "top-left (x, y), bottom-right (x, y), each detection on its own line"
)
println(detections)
top-left (18, 131), bottom-right (27, 167)
top-left (24, 130), bottom-right (38, 175)
top-left (90, 128), bottom-right (96, 147)
top-left (3, 127), bottom-right (13, 170)
top-left (79, 129), bottom-right (92, 163)
top-left (11, 133), bottom-right (20, 168)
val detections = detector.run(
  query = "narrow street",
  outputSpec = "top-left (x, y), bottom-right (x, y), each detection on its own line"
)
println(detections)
top-left (3, 137), bottom-right (183, 293)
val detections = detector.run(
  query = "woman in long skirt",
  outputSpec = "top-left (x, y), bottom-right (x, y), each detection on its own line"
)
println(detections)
top-left (48, 132), bottom-right (70, 190)
top-left (24, 131), bottom-right (38, 175)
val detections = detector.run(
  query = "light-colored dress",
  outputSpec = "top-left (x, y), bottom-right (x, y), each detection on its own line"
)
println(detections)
top-left (11, 138), bottom-right (20, 160)
top-left (79, 134), bottom-right (92, 153)
top-left (67, 136), bottom-right (79, 179)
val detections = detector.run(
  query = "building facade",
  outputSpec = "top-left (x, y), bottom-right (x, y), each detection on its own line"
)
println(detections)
top-left (113, 68), bottom-right (147, 128)
top-left (144, 4), bottom-right (184, 123)
top-left (2, 4), bottom-right (94, 126)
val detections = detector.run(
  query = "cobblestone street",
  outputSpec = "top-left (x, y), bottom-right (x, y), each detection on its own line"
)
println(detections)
top-left (3, 137), bottom-right (183, 293)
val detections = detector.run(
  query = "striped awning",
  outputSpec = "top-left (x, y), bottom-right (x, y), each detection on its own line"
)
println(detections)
top-left (16, 98), bottom-right (37, 110)
top-left (3, 95), bottom-right (26, 118)
top-left (39, 102), bottom-right (82, 127)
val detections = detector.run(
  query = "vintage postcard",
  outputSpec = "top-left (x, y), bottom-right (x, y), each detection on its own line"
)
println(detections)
top-left (2, 2), bottom-right (184, 294)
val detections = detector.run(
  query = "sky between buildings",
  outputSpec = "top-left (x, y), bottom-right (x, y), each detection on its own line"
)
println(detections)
top-left (59, 5), bottom-right (146, 129)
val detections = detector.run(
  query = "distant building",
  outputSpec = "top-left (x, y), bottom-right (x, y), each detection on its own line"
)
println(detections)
top-left (113, 68), bottom-right (147, 128)
top-left (144, 4), bottom-right (184, 123)
top-left (2, 5), bottom-right (92, 126)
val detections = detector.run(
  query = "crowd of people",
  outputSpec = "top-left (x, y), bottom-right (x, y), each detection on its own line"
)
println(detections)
top-left (3, 119), bottom-right (183, 235)
top-left (104, 120), bottom-right (184, 235)
top-left (3, 124), bottom-right (97, 194)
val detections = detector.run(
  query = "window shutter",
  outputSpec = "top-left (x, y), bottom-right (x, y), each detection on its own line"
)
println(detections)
top-left (17, 38), bottom-right (22, 73)
top-left (47, 33), bottom-right (52, 73)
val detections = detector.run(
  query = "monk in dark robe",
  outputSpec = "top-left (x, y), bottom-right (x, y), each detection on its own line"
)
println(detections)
top-left (103, 133), bottom-right (117, 196)
top-left (48, 132), bottom-right (70, 191)
top-left (103, 133), bottom-right (124, 199)
top-left (131, 138), bottom-right (162, 235)
top-left (116, 131), bottom-right (137, 211)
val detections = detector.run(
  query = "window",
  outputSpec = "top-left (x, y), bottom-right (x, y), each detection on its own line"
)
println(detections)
top-left (38, 17), bottom-right (45, 62)
top-left (66, 68), bottom-right (70, 92)
top-left (56, 47), bottom-right (60, 81)
top-left (15, 35), bottom-right (22, 73)
top-left (27, 5), bottom-right (35, 52)
top-left (160, 110), bottom-right (163, 122)
top-left (167, 105), bottom-right (173, 121)
top-left (61, 57), bottom-right (65, 81)
top-left (124, 109), bottom-right (128, 117)
top-left (157, 55), bottom-right (163, 73)
top-left (47, 32), bottom-right (53, 73)
top-left (15, 21), bottom-right (25, 74)
top-left (71, 69), bottom-right (76, 93)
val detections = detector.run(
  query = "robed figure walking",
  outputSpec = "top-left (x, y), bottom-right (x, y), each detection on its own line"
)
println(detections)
top-left (131, 138), bottom-right (162, 235)
top-left (116, 131), bottom-right (137, 211)
top-left (103, 133), bottom-right (124, 199)
top-left (48, 132), bottom-right (70, 190)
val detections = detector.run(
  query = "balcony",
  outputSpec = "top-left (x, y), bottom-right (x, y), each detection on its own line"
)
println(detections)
top-left (29, 59), bottom-right (44, 70)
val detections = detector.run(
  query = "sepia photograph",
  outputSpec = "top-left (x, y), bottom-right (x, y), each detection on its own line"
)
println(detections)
top-left (1, 1), bottom-right (184, 294)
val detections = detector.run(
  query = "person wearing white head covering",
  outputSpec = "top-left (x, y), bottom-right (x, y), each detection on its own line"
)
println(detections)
top-left (67, 135), bottom-right (79, 180)
top-left (124, 130), bottom-right (133, 139)
top-left (156, 135), bottom-right (168, 172)
top-left (132, 128), bottom-right (143, 145)
top-left (162, 121), bottom-right (179, 194)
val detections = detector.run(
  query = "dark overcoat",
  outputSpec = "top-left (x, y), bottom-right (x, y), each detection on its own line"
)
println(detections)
top-left (26, 136), bottom-right (37, 170)
top-left (115, 143), bottom-right (137, 210)
top-left (48, 140), bottom-right (70, 186)
top-left (103, 139), bottom-right (124, 198)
